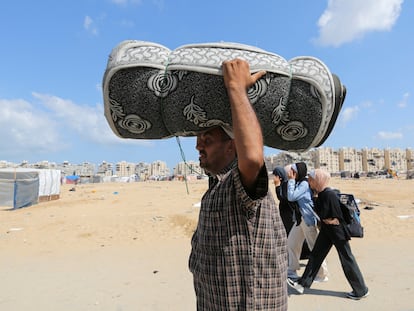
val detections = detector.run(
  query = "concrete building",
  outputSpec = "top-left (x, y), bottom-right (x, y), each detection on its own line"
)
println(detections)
top-left (265, 151), bottom-right (314, 173)
top-left (55, 161), bottom-right (95, 177)
top-left (338, 148), bottom-right (363, 173)
top-left (313, 147), bottom-right (341, 172)
top-left (115, 161), bottom-right (136, 177)
top-left (407, 149), bottom-right (413, 170)
top-left (362, 148), bottom-right (385, 172)
top-left (150, 160), bottom-right (169, 177)
top-left (135, 162), bottom-right (150, 180)
top-left (266, 147), bottom-right (413, 175)
top-left (384, 148), bottom-right (409, 172)
top-left (97, 161), bottom-right (114, 177)
top-left (174, 160), bottom-right (203, 176)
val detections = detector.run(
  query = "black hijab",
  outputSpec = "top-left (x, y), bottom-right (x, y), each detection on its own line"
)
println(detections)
top-left (273, 166), bottom-right (287, 182)
top-left (295, 162), bottom-right (308, 183)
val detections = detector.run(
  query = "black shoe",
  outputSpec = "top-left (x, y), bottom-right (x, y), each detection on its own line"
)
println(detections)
top-left (346, 289), bottom-right (369, 300)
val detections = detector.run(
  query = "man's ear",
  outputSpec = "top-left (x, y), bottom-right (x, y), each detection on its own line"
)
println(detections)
top-left (227, 140), bottom-right (236, 154)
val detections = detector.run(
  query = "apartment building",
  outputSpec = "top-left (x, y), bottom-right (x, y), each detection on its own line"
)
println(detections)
top-left (150, 160), bottom-right (169, 177)
top-left (174, 160), bottom-right (204, 176)
top-left (266, 147), bottom-right (413, 174)
top-left (115, 161), bottom-right (136, 177)
top-left (97, 161), bottom-right (114, 177)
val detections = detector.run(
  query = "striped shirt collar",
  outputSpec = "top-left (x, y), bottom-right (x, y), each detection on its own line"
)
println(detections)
top-left (209, 159), bottom-right (237, 187)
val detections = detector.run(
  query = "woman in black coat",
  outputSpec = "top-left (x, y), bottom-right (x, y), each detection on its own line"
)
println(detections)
top-left (273, 165), bottom-right (295, 234)
top-left (288, 169), bottom-right (369, 300)
top-left (273, 165), bottom-right (311, 260)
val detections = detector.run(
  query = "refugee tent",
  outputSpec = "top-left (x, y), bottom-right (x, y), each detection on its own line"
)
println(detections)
top-left (0, 168), bottom-right (61, 209)
top-left (0, 169), bottom-right (39, 209)
top-left (103, 176), bottom-right (118, 183)
top-left (64, 175), bottom-right (80, 184)
top-left (91, 175), bottom-right (103, 183)
top-left (36, 169), bottom-right (61, 202)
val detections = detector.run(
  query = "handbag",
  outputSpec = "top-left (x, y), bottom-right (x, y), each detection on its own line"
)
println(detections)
top-left (336, 191), bottom-right (364, 238)
top-left (346, 221), bottom-right (364, 238)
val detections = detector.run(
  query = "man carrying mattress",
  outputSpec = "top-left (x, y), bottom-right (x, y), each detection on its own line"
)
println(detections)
top-left (189, 59), bottom-right (288, 311)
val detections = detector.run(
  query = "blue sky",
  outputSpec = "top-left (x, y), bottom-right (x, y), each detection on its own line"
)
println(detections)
top-left (0, 0), bottom-right (412, 170)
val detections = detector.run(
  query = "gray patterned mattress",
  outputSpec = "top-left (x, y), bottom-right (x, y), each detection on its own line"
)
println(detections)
top-left (102, 40), bottom-right (346, 151)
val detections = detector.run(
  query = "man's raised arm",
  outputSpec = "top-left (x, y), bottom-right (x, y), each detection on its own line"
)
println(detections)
top-left (222, 59), bottom-right (267, 190)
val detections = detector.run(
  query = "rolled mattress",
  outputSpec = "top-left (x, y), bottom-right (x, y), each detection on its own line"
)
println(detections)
top-left (102, 40), bottom-right (346, 151)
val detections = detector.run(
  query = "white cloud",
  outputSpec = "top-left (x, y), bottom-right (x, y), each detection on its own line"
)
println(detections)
top-left (110, 0), bottom-right (142, 6)
top-left (339, 105), bottom-right (359, 126)
top-left (31, 93), bottom-right (150, 146)
top-left (153, 0), bottom-right (165, 10)
top-left (111, 0), bottom-right (126, 4)
top-left (398, 92), bottom-right (409, 108)
top-left (84, 15), bottom-right (98, 35)
top-left (361, 100), bottom-right (373, 109)
top-left (84, 15), bottom-right (93, 29)
top-left (315, 0), bottom-right (403, 47)
top-left (120, 19), bottom-right (135, 28)
top-left (0, 98), bottom-right (66, 158)
top-left (376, 131), bottom-right (403, 140)
top-left (0, 94), bottom-right (152, 161)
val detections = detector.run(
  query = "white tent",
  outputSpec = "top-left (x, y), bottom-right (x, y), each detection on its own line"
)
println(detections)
top-left (0, 168), bottom-right (61, 209)
top-left (36, 169), bottom-right (61, 202)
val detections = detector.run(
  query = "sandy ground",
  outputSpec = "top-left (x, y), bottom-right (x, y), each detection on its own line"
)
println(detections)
top-left (1, 177), bottom-right (413, 311)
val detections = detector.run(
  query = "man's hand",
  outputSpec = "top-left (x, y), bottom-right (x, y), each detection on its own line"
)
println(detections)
top-left (222, 59), bottom-right (266, 92)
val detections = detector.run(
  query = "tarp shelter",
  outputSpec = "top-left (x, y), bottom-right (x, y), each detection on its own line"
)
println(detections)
top-left (0, 168), bottom-right (61, 209)
top-left (0, 169), bottom-right (39, 209)
top-left (36, 169), bottom-right (61, 202)
top-left (64, 175), bottom-right (80, 184)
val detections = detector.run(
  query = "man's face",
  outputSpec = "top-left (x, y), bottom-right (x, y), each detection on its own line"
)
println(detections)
top-left (196, 127), bottom-right (233, 174)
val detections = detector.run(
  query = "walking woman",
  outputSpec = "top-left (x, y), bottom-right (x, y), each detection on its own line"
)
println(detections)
top-left (273, 165), bottom-right (295, 234)
top-left (286, 162), bottom-right (328, 281)
top-left (288, 169), bottom-right (369, 300)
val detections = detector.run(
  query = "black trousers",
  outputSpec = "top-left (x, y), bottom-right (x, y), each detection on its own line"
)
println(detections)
top-left (299, 228), bottom-right (368, 296)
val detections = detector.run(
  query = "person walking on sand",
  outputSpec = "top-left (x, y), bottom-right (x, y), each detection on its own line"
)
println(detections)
top-left (274, 164), bottom-right (311, 260)
top-left (273, 165), bottom-right (296, 234)
top-left (189, 59), bottom-right (288, 311)
top-left (288, 169), bottom-right (369, 300)
top-left (286, 162), bottom-right (328, 282)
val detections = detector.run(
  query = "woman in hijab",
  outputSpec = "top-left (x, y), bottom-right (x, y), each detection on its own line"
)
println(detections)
top-left (288, 169), bottom-right (369, 300)
top-left (273, 165), bottom-right (295, 234)
top-left (286, 162), bottom-right (329, 281)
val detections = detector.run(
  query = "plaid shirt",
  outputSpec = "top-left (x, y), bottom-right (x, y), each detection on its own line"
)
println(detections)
top-left (189, 161), bottom-right (288, 310)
